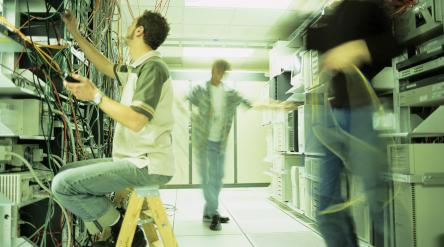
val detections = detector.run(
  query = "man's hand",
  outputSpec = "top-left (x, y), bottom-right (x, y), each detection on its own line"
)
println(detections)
top-left (61, 10), bottom-right (115, 78)
top-left (280, 101), bottom-right (300, 111)
top-left (252, 101), bottom-right (300, 111)
top-left (321, 39), bottom-right (372, 71)
top-left (64, 74), bottom-right (99, 101)
top-left (61, 10), bottom-right (80, 35)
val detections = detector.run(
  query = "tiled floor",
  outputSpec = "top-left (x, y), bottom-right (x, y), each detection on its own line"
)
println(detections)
top-left (159, 187), bottom-right (326, 247)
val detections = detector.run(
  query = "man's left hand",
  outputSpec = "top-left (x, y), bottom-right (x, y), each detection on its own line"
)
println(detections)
top-left (251, 101), bottom-right (300, 111)
top-left (63, 74), bottom-right (98, 101)
top-left (321, 39), bottom-right (372, 71)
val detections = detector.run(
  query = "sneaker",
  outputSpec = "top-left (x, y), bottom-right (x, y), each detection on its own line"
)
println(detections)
top-left (203, 215), bottom-right (230, 223)
top-left (209, 215), bottom-right (222, 231)
top-left (111, 215), bottom-right (146, 247)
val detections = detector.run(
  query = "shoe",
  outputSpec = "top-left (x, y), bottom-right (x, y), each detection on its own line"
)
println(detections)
top-left (209, 215), bottom-right (222, 231)
top-left (91, 239), bottom-right (114, 247)
top-left (111, 217), bottom-right (146, 247)
top-left (203, 214), bottom-right (230, 223)
top-left (92, 209), bottom-right (147, 247)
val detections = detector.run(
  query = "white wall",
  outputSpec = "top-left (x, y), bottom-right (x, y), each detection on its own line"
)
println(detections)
top-left (235, 80), bottom-right (270, 183)
top-left (169, 80), bottom-right (191, 185)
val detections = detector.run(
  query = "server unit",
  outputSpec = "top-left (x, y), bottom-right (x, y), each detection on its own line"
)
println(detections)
top-left (304, 157), bottom-right (321, 221)
top-left (388, 144), bottom-right (444, 247)
top-left (371, 67), bottom-right (395, 90)
top-left (0, 170), bottom-right (53, 205)
top-left (0, 139), bottom-right (43, 169)
top-left (276, 71), bottom-right (292, 101)
top-left (304, 175), bottom-right (320, 221)
top-left (397, 38), bottom-right (444, 106)
top-left (271, 172), bottom-right (292, 203)
top-left (298, 105), bottom-right (305, 152)
top-left (303, 50), bottom-right (320, 91)
top-left (298, 103), bottom-right (323, 155)
top-left (304, 157), bottom-right (321, 180)
top-left (298, 167), bottom-right (307, 214)
top-left (270, 173), bottom-right (284, 202)
top-left (272, 154), bottom-right (303, 173)
top-left (388, 144), bottom-right (444, 174)
top-left (269, 77), bottom-right (277, 100)
top-left (290, 158), bottom-right (309, 213)
top-left (287, 110), bottom-right (299, 152)
top-left (394, 0), bottom-right (444, 45)
top-left (393, 182), bottom-right (444, 247)
top-left (0, 99), bottom-right (50, 137)
top-left (272, 122), bottom-right (287, 153)
top-left (269, 71), bottom-right (292, 101)
top-left (290, 166), bottom-right (300, 209)
top-left (271, 154), bottom-right (303, 203)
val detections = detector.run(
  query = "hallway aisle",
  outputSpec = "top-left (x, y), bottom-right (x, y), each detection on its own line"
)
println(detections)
top-left (160, 187), bottom-right (326, 247)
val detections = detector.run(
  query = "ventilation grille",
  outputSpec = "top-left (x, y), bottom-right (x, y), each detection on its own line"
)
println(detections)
top-left (0, 171), bottom-right (52, 205)
top-left (411, 184), bottom-right (417, 247)
top-left (389, 145), bottom-right (409, 173)
top-left (0, 174), bottom-right (21, 204)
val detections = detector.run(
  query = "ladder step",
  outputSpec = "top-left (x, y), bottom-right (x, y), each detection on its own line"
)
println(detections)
top-left (116, 189), bottom-right (178, 247)
top-left (139, 218), bottom-right (154, 225)
top-left (151, 240), bottom-right (164, 247)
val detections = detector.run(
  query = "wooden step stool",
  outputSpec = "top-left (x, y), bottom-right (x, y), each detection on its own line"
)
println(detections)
top-left (116, 186), bottom-right (178, 247)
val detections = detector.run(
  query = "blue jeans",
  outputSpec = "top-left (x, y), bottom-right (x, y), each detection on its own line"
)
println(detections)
top-left (198, 141), bottom-right (226, 216)
top-left (51, 158), bottom-right (171, 223)
top-left (313, 106), bottom-right (388, 247)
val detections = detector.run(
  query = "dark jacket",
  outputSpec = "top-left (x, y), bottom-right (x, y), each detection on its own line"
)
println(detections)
top-left (306, 0), bottom-right (401, 107)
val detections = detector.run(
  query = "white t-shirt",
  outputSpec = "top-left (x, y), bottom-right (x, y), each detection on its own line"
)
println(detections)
top-left (208, 84), bottom-right (225, 142)
top-left (112, 51), bottom-right (175, 176)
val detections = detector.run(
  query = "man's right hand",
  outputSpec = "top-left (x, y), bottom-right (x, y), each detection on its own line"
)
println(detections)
top-left (60, 10), bottom-right (115, 79)
top-left (62, 10), bottom-right (80, 35)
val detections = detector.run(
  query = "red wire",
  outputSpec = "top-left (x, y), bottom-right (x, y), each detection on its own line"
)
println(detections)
top-left (391, 0), bottom-right (416, 16)
top-left (14, 51), bottom-right (25, 71)
top-left (64, 124), bottom-right (68, 161)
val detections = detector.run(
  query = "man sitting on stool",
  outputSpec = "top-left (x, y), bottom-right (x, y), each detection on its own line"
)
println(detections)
top-left (51, 10), bottom-right (174, 247)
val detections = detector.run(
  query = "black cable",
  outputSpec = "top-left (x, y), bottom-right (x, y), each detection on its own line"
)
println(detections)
top-left (44, 1), bottom-right (51, 46)
top-left (26, 1), bottom-right (56, 172)
top-left (75, 103), bottom-right (97, 159)
top-left (71, 215), bottom-right (76, 247)
top-left (23, 0), bottom-right (64, 21)
top-left (45, 0), bottom-right (63, 47)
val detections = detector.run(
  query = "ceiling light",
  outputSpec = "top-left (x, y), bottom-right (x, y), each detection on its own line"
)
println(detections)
top-left (185, 0), bottom-right (292, 9)
top-left (183, 47), bottom-right (254, 58)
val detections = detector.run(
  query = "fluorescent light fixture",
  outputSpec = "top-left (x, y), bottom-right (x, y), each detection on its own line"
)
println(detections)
top-left (185, 0), bottom-right (292, 9)
top-left (183, 47), bottom-right (254, 58)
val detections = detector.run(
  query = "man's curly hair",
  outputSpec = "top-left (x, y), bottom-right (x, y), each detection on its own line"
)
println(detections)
top-left (136, 11), bottom-right (170, 50)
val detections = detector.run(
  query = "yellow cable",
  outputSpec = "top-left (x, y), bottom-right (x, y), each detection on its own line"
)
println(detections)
top-left (0, 16), bottom-right (65, 72)
top-left (319, 194), bottom-right (366, 215)
top-left (313, 65), bottom-right (400, 215)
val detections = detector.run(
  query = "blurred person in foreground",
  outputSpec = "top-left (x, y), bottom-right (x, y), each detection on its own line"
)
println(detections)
top-left (306, 0), bottom-right (403, 246)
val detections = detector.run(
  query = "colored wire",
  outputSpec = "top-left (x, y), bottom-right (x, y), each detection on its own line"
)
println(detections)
top-left (6, 152), bottom-right (72, 247)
